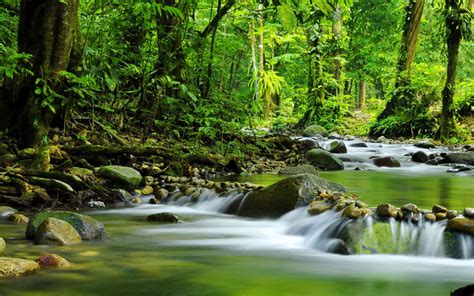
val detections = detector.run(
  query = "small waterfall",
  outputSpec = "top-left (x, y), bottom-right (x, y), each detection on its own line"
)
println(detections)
top-left (460, 234), bottom-right (474, 259)
top-left (165, 188), bottom-right (244, 214)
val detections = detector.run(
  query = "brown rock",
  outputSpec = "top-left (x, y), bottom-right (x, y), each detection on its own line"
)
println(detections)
top-left (447, 216), bottom-right (474, 235)
top-left (36, 254), bottom-right (71, 269)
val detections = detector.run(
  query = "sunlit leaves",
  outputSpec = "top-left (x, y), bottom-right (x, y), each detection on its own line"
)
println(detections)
top-left (277, 3), bottom-right (297, 31)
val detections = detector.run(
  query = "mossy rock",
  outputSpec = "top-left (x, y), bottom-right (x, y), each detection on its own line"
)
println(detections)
top-left (237, 174), bottom-right (345, 218)
top-left (0, 258), bottom-right (40, 278)
top-left (305, 149), bottom-right (344, 171)
top-left (303, 125), bottom-right (329, 137)
top-left (26, 211), bottom-right (106, 241)
top-left (34, 217), bottom-right (82, 245)
top-left (0, 206), bottom-right (18, 220)
top-left (98, 165), bottom-right (142, 187)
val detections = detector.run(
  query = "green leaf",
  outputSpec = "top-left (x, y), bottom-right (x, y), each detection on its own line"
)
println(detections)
top-left (277, 4), bottom-right (297, 32)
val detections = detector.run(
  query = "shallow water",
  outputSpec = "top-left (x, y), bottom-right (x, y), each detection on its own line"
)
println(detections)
top-left (1, 141), bottom-right (473, 296)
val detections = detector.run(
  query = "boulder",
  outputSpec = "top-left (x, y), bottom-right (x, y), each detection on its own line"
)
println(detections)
top-left (0, 258), bottom-right (40, 277)
top-left (376, 204), bottom-right (398, 219)
top-left (146, 212), bottom-right (183, 223)
top-left (0, 237), bottom-right (5, 254)
top-left (278, 164), bottom-right (319, 176)
top-left (237, 174), bottom-right (346, 218)
top-left (451, 284), bottom-right (474, 296)
top-left (411, 151), bottom-right (429, 163)
top-left (446, 216), bottom-right (474, 235)
top-left (34, 217), bottom-right (82, 245)
top-left (98, 165), bottom-right (143, 187)
top-left (0, 206), bottom-right (18, 220)
top-left (445, 152), bottom-right (474, 165)
top-left (326, 140), bottom-right (347, 154)
top-left (303, 125), bottom-right (329, 137)
top-left (26, 211), bottom-right (106, 241)
top-left (373, 156), bottom-right (401, 168)
top-left (305, 149), bottom-right (344, 171)
top-left (36, 254), bottom-right (71, 269)
top-left (414, 141), bottom-right (435, 149)
top-left (297, 138), bottom-right (320, 150)
top-left (7, 213), bottom-right (29, 224)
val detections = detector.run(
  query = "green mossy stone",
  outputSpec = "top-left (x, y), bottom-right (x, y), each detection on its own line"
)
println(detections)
top-left (305, 149), bottom-right (344, 171)
top-left (303, 125), bottom-right (329, 137)
top-left (26, 211), bottom-right (106, 241)
top-left (98, 165), bottom-right (142, 187)
top-left (0, 258), bottom-right (40, 278)
top-left (34, 217), bottom-right (82, 245)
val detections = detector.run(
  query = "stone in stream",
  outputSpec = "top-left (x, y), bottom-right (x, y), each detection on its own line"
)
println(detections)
top-left (297, 138), bottom-right (320, 150)
top-left (411, 151), bottom-right (429, 163)
top-left (376, 204), bottom-right (398, 219)
top-left (307, 200), bottom-right (333, 215)
top-left (98, 165), bottom-right (143, 187)
top-left (414, 141), bottom-right (435, 149)
top-left (432, 205), bottom-right (448, 214)
top-left (34, 217), bottom-right (82, 245)
top-left (303, 125), bottom-right (329, 137)
top-left (326, 140), bottom-right (347, 154)
top-left (278, 164), bottom-right (319, 176)
top-left (447, 164), bottom-right (472, 173)
top-left (444, 152), bottom-right (474, 165)
top-left (7, 213), bottom-right (29, 224)
top-left (0, 206), bottom-right (18, 220)
top-left (237, 174), bottom-right (346, 218)
top-left (447, 210), bottom-right (460, 219)
top-left (305, 149), bottom-right (344, 171)
top-left (424, 213), bottom-right (436, 222)
top-left (350, 142), bottom-right (368, 148)
top-left (372, 156), bottom-right (401, 168)
top-left (446, 216), bottom-right (474, 235)
top-left (36, 254), bottom-right (71, 269)
top-left (464, 208), bottom-right (474, 218)
top-left (451, 284), bottom-right (474, 296)
top-left (0, 258), bottom-right (40, 278)
top-left (146, 212), bottom-right (183, 223)
top-left (26, 211), bottom-right (106, 241)
top-left (0, 237), bottom-right (5, 254)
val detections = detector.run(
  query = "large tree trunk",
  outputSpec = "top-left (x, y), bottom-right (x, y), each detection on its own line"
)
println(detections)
top-left (5, 0), bottom-right (80, 147)
top-left (357, 80), bottom-right (366, 110)
top-left (375, 0), bottom-right (424, 122)
top-left (439, 0), bottom-right (463, 141)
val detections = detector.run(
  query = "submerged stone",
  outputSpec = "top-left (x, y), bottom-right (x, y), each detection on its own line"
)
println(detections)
top-left (26, 211), bottom-right (106, 241)
top-left (305, 149), bottom-right (344, 171)
top-left (237, 174), bottom-right (346, 218)
top-left (36, 254), bottom-right (71, 269)
top-left (0, 258), bottom-right (40, 278)
top-left (98, 165), bottom-right (143, 187)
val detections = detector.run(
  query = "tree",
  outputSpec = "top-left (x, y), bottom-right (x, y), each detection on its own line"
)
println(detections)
top-left (439, 0), bottom-right (472, 141)
top-left (2, 0), bottom-right (80, 148)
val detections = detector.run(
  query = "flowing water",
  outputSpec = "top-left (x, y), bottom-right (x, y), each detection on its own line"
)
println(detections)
top-left (1, 140), bottom-right (473, 295)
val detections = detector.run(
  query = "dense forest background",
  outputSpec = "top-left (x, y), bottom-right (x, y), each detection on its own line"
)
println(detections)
top-left (0, 0), bottom-right (472, 155)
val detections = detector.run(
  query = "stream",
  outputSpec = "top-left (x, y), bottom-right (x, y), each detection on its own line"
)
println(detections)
top-left (1, 140), bottom-right (473, 295)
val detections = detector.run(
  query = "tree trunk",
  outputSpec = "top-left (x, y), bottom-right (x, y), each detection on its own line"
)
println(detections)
top-left (357, 80), bottom-right (366, 109)
top-left (249, 21), bottom-right (259, 100)
top-left (329, 5), bottom-right (343, 96)
top-left (6, 0), bottom-right (80, 147)
top-left (439, 0), bottom-right (462, 141)
top-left (375, 0), bottom-right (425, 122)
top-left (202, 0), bottom-right (222, 98)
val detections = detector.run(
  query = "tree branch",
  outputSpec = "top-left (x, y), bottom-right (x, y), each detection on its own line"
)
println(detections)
top-left (199, 0), bottom-right (236, 38)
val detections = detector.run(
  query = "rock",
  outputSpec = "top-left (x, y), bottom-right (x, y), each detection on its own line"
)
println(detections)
top-left (0, 238), bottom-right (5, 254)
top-left (401, 203), bottom-right (418, 215)
top-left (7, 213), bottom-right (29, 224)
top-left (0, 153), bottom-right (18, 166)
top-left (308, 200), bottom-right (332, 215)
top-left (305, 149), bottom-right (344, 171)
top-left (98, 165), bottom-right (143, 187)
top-left (34, 217), bottom-right (82, 245)
top-left (350, 142), bottom-right (368, 148)
top-left (411, 151), bottom-right (429, 163)
top-left (326, 140), bottom-right (347, 154)
top-left (297, 138), bottom-right (320, 150)
top-left (464, 208), bottom-right (474, 218)
top-left (451, 284), bottom-right (474, 296)
top-left (130, 197), bottom-right (141, 204)
top-left (146, 212), bottom-right (183, 223)
top-left (69, 167), bottom-right (93, 177)
top-left (373, 156), bottom-right (401, 168)
top-left (303, 125), bottom-right (329, 137)
top-left (424, 213), bottom-right (436, 222)
top-left (36, 254), bottom-right (71, 269)
top-left (445, 152), bottom-right (474, 165)
top-left (26, 211), bottom-right (106, 241)
top-left (237, 174), bottom-right (346, 218)
top-left (425, 157), bottom-right (444, 165)
top-left (113, 189), bottom-right (133, 201)
top-left (446, 216), bottom-right (474, 235)
top-left (328, 132), bottom-right (343, 139)
top-left (144, 176), bottom-right (154, 185)
top-left (30, 177), bottom-right (74, 192)
top-left (0, 206), bottom-right (18, 220)
top-left (414, 141), bottom-right (435, 149)
top-left (447, 210), bottom-right (459, 219)
top-left (432, 205), bottom-right (448, 214)
top-left (154, 188), bottom-right (169, 200)
top-left (141, 185), bottom-right (154, 195)
top-left (342, 204), bottom-right (362, 219)
top-left (149, 198), bottom-right (158, 204)
top-left (435, 212), bottom-right (447, 220)
top-left (0, 258), bottom-right (40, 277)
top-left (447, 164), bottom-right (472, 173)
top-left (278, 165), bottom-right (319, 176)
